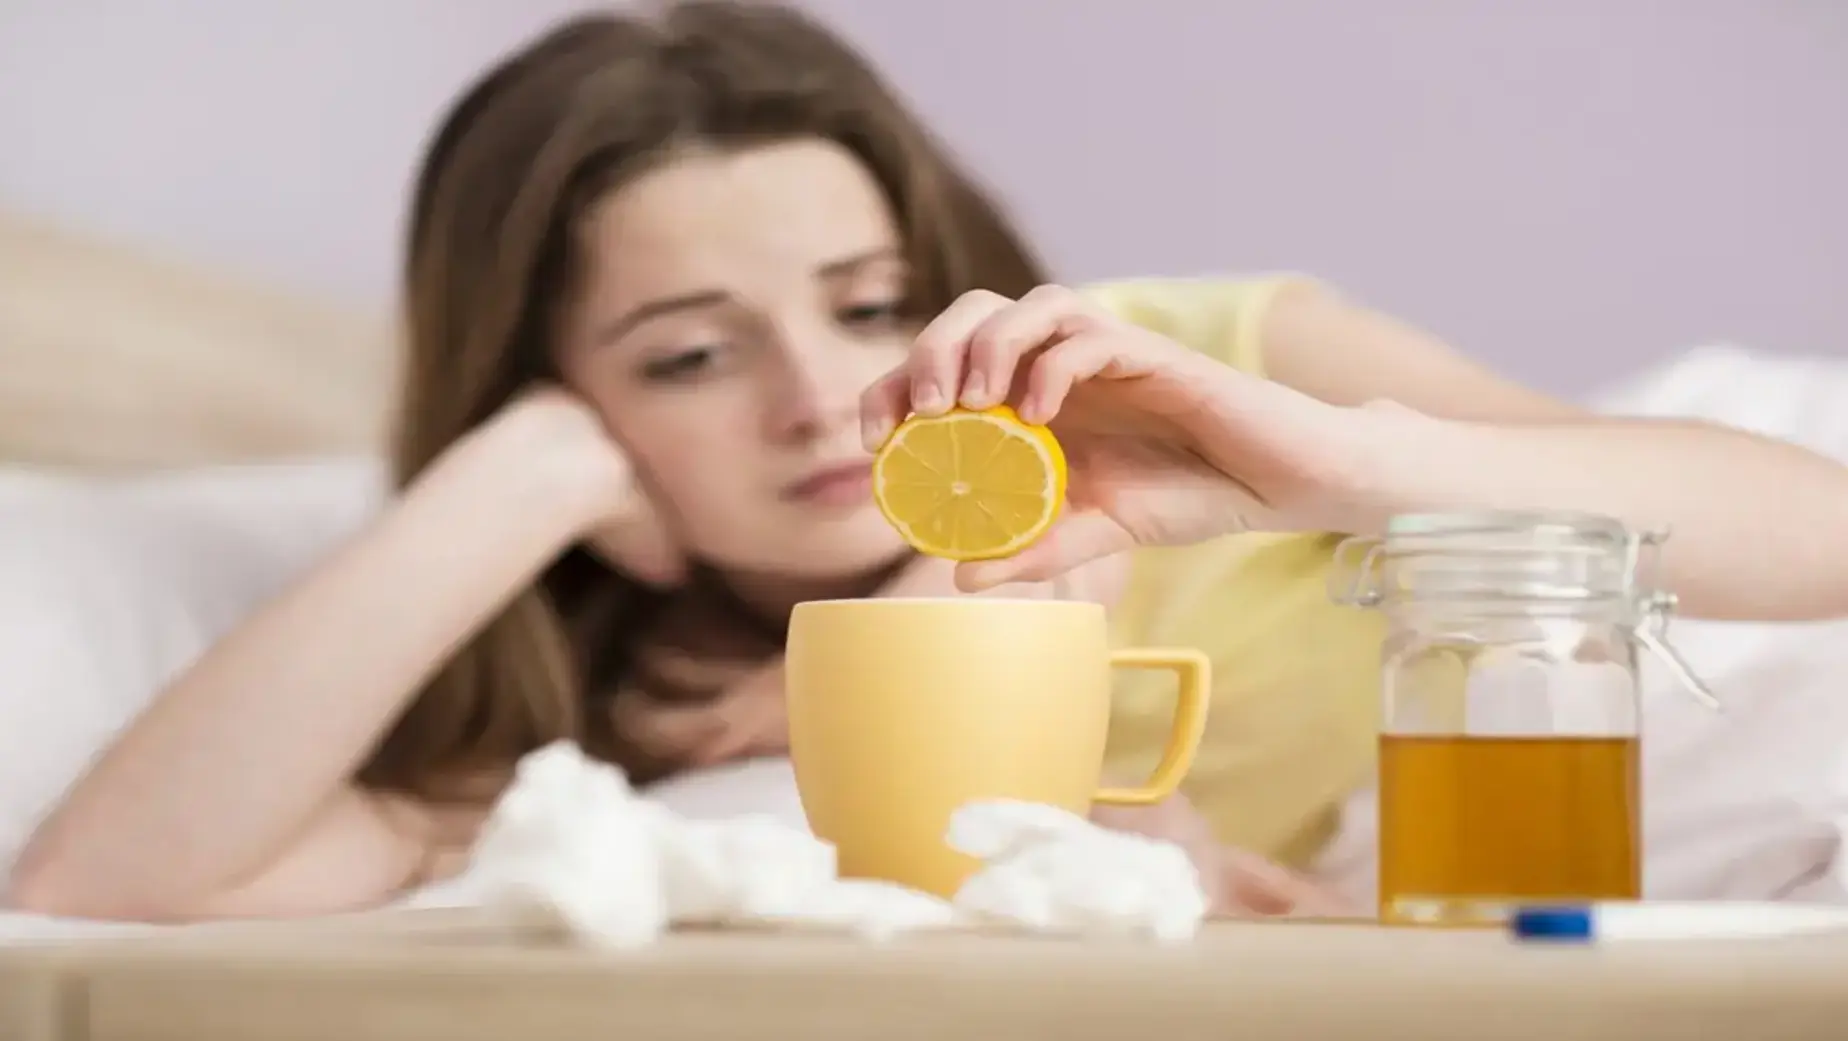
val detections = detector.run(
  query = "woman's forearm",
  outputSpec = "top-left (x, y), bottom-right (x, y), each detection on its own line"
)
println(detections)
top-left (1239, 285), bottom-right (1848, 622)
top-left (1377, 413), bottom-right (1848, 622)
top-left (11, 413), bottom-right (604, 912)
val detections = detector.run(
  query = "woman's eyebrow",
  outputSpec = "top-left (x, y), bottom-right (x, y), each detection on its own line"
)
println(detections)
top-left (595, 289), bottom-right (730, 346)
top-left (815, 247), bottom-right (902, 280)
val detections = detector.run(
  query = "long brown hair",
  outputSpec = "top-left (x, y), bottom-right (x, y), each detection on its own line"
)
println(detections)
top-left (366, 1), bottom-right (1049, 795)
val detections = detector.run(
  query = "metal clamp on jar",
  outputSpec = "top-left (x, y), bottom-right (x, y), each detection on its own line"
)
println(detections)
top-left (1331, 511), bottom-right (1718, 927)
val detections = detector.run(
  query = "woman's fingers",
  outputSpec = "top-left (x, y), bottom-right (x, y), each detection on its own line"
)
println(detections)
top-left (863, 283), bottom-right (1189, 449)
top-left (1215, 847), bottom-right (1357, 918)
top-left (1017, 330), bottom-right (1135, 424)
top-left (858, 367), bottom-right (911, 451)
top-left (908, 289), bottom-right (1013, 414)
top-left (859, 289), bottom-right (1010, 450)
top-left (954, 509), bottom-right (1136, 592)
top-left (609, 690), bottom-right (725, 760)
top-left (959, 284), bottom-right (1093, 412)
top-left (691, 664), bottom-right (789, 764)
top-left (608, 659), bottom-right (788, 768)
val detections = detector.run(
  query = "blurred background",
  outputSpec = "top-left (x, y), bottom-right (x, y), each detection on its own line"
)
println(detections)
top-left (1, 0), bottom-right (1843, 398)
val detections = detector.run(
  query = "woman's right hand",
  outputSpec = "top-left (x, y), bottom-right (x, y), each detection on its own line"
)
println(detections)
top-left (491, 387), bottom-right (686, 588)
top-left (859, 287), bottom-right (1406, 591)
top-left (10, 385), bottom-right (685, 921)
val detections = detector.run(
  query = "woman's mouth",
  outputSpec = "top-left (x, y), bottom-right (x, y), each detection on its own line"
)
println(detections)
top-left (782, 461), bottom-right (873, 507)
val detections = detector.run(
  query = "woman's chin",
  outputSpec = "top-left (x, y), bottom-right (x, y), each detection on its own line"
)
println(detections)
top-left (772, 510), bottom-right (913, 578)
top-left (699, 513), bottom-right (912, 594)
top-left (786, 538), bottom-right (914, 583)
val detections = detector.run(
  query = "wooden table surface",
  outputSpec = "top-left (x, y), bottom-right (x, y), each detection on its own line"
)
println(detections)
top-left (5, 908), bottom-right (1847, 1041)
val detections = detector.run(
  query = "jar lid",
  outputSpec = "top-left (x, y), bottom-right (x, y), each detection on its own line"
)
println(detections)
top-left (1385, 511), bottom-right (1631, 543)
top-left (1331, 511), bottom-right (1721, 711)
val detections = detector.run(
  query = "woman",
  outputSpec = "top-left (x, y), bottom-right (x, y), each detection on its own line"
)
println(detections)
top-left (12, 3), bottom-right (1848, 923)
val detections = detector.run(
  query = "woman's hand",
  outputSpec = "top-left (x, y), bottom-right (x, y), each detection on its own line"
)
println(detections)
top-left (860, 286), bottom-right (1423, 590)
top-left (494, 387), bottom-right (686, 588)
top-left (610, 658), bottom-right (789, 769)
top-left (1090, 798), bottom-right (1357, 918)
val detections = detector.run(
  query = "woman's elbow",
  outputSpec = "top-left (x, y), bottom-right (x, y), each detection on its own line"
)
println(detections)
top-left (5, 813), bottom-right (213, 922)
top-left (4, 844), bottom-right (170, 921)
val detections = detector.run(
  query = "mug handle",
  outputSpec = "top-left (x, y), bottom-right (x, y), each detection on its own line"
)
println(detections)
top-left (1093, 647), bottom-right (1211, 806)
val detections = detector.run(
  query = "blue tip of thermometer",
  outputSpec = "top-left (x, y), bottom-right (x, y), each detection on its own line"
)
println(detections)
top-left (1511, 901), bottom-right (1848, 943)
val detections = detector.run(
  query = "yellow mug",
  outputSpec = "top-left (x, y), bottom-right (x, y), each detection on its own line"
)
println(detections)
top-left (786, 597), bottom-right (1210, 897)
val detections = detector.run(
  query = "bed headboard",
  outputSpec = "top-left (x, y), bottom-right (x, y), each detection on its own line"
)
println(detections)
top-left (0, 210), bottom-right (397, 471)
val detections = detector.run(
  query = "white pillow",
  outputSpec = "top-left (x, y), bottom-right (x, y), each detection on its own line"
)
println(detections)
top-left (0, 458), bottom-right (383, 874)
top-left (1590, 345), bottom-right (1848, 692)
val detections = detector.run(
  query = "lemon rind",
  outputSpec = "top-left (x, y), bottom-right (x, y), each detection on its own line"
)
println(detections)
top-left (872, 411), bottom-right (1065, 562)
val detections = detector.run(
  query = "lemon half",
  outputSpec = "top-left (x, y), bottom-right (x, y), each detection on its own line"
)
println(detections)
top-left (871, 405), bottom-right (1067, 561)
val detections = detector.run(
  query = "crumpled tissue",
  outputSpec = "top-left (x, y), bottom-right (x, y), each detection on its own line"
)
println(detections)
top-left (946, 799), bottom-right (1207, 942)
top-left (459, 741), bottom-right (1208, 947)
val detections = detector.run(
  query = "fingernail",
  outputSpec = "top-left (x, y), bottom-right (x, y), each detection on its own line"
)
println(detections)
top-left (914, 383), bottom-right (947, 414)
top-left (954, 563), bottom-right (996, 592)
top-left (959, 372), bottom-right (987, 407)
top-left (862, 418), bottom-right (891, 451)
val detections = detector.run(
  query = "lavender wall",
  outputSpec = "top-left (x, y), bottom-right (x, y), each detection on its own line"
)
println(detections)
top-left (2, 0), bottom-right (1843, 392)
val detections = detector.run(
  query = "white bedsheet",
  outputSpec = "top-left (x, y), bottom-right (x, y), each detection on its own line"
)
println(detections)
top-left (0, 912), bottom-right (156, 945)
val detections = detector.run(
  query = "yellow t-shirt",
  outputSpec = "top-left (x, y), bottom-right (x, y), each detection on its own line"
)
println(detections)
top-left (1083, 276), bottom-right (1384, 870)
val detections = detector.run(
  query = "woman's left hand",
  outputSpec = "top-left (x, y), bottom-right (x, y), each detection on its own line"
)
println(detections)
top-left (1090, 797), bottom-right (1357, 918)
top-left (860, 286), bottom-right (1424, 590)
top-left (610, 659), bottom-right (789, 768)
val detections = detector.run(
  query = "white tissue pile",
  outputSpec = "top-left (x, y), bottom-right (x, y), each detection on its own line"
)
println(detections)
top-left (460, 741), bottom-right (1208, 947)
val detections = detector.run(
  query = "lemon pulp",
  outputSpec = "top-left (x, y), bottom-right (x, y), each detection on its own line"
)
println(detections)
top-left (871, 405), bottom-right (1067, 561)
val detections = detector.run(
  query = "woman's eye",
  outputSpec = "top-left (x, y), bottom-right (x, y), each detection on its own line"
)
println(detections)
top-left (836, 301), bottom-right (901, 330)
top-left (639, 346), bottom-right (721, 382)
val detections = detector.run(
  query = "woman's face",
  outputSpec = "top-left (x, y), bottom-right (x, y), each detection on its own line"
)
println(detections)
top-left (555, 138), bottom-right (913, 578)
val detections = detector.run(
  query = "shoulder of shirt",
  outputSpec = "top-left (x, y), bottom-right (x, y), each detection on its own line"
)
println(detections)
top-left (1077, 273), bottom-right (1318, 377)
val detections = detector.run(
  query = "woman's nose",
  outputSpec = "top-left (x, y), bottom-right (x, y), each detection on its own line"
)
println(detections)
top-left (766, 348), bottom-right (863, 445)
